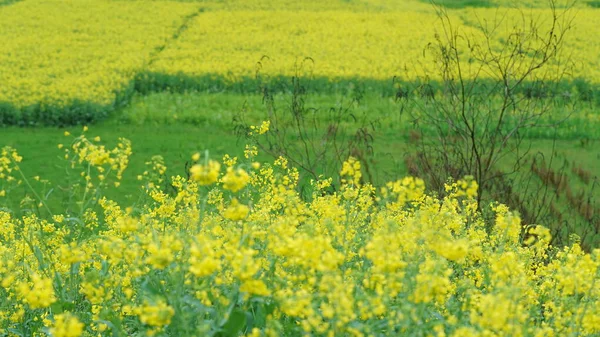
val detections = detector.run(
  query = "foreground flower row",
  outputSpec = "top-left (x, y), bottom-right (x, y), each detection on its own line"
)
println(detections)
top-left (0, 134), bottom-right (598, 336)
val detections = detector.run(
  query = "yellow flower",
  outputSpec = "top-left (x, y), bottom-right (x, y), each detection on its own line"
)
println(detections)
top-left (136, 300), bottom-right (175, 327)
top-left (411, 257), bottom-right (453, 304)
top-left (223, 198), bottom-right (250, 221)
top-left (244, 145), bottom-right (258, 159)
top-left (256, 120), bottom-right (270, 135)
top-left (58, 243), bottom-right (87, 265)
top-left (340, 156), bottom-right (362, 185)
top-left (80, 282), bottom-right (111, 305)
top-left (190, 160), bottom-right (221, 185)
top-left (240, 279), bottom-right (270, 297)
top-left (189, 239), bottom-right (221, 278)
top-left (145, 235), bottom-right (181, 270)
top-left (221, 167), bottom-right (250, 192)
top-left (50, 313), bottom-right (84, 337)
top-left (433, 239), bottom-right (469, 263)
top-left (18, 274), bottom-right (56, 309)
top-left (222, 154), bottom-right (238, 167)
top-left (146, 243), bottom-right (175, 269)
top-left (470, 293), bottom-right (527, 333)
top-left (0, 0), bottom-right (198, 113)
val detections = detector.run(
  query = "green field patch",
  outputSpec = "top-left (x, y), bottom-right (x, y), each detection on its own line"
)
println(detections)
top-left (134, 72), bottom-right (402, 96)
top-left (135, 72), bottom-right (600, 104)
top-left (0, 0), bottom-right (19, 6)
top-left (588, 0), bottom-right (600, 7)
top-left (418, 0), bottom-right (494, 8)
top-left (130, 77), bottom-right (600, 139)
top-left (1, 122), bottom-right (597, 247)
top-left (3, 74), bottom-right (600, 141)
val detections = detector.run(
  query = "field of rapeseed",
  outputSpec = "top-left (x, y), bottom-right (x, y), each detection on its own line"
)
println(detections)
top-left (1, 0), bottom-right (599, 335)
top-left (0, 132), bottom-right (599, 336)
top-left (1, 0), bottom-right (600, 125)
top-left (0, 0), bottom-right (198, 124)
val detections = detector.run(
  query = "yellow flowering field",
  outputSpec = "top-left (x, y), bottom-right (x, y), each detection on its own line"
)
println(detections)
top-left (0, 0), bottom-right (599, 124)
top-left (456, 7), bottom-right (600, 82)
top-left (0, 131), bottom-right (598, 336)
top-left (147, 10), bottom-right (445, 81)
top-left (0, 0), bottom-right (600, 125)
top-left (0, 0), bottom-right (598, 334)
top-left (145, 1), bottom-right (600, 84)
top-left (0, 0), bottom-right (197, 123)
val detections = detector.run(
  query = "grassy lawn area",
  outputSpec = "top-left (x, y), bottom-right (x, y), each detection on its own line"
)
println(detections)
top-left (2, 92), bottom-right (597, 197)
top-left (1, 90), bottom-right (598, 249)
top-left (1, 124), bottom-right (238, 205)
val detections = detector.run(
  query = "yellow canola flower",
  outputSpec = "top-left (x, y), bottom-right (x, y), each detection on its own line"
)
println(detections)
top-left (80, 282), bottom-right (112, 305)
top-left (150, 4), bottom-right (600, 84)
top-left (223, 198), bottom-right (250, 221)
top-left (145, 234), bottom-right (182, 270)
top-left (340, 156), bottom-right (362, 186)
top-left (0, 0), bottom-right (598, 119)
top-left (190, 160), bottom-right (221, 185)
top-left (249, 120), bottom-right (271, 136)
top-left (18, 274), bottom-right (56, 309)
top-left (381, 176), bottom-right (426, 206)
top-left (432, 239), bottom-right (469, 263)
top-left (136, 300), bottom-right (175, 327)
top-left (258, 120), bottom-right (270, 134)
top-left (411, 257), bottom-right (454, 304)
top-left (459, 7), bottom-right (600, 82)
top-left (223, 154), bottom-right (238, 167)
top-left (240, 279), bottom-right (270, 297)
top-left (49, 313), bottom-right (85, 337)
top-left (470, 293), bottom-right (528, 334)
top-left (58, 243), bottom-right (87, 265)
top-left (189, 239), bottom-right (222, 278)
top-left (221, 167), bottom-right (250, 192)
top-left (0, 135), bottom-right (599, 336)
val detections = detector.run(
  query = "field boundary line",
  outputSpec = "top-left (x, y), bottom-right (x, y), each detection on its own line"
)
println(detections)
top-left (145, 5), bottom-right (205, 68)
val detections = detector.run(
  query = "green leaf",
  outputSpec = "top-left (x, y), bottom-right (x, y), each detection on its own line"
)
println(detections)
top-left (33, 246), bottom-right (47, 270)
top-left (50, 301), bottom-right (64, 314)
top-left (221, 308), bottom-right (247, 337)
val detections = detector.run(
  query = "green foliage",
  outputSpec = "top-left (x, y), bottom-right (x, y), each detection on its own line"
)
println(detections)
top-left (1, 72), bottom-right (599, 127)
top-left (587, 0), bottom-right (600, 7)
top-left (0, 0), bottom-right (20, 5)
top-left (426, 0), bottom-right (494, 8)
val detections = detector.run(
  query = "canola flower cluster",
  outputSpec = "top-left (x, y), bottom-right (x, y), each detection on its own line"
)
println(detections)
top-left (0, 132), bottom-right (598, 336)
